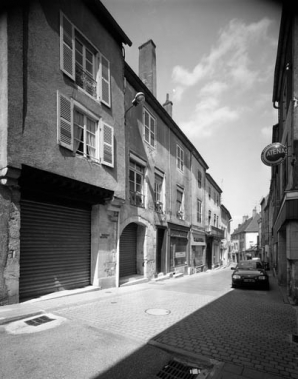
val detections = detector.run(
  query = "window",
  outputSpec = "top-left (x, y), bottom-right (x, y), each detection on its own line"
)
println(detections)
top-left (74, 109), bottom-right (97, 160)
top-left (214, 214), bottom-right (216, 226)
top-left (197, 199), bottom-right (202, 223)
top-left (57, 92), bottom-right (114, 167)
top-left (208, 187), bottom-right (211, 199)
top-left (176, 189), bottom-right (184, 219)
top-left (208, 210), bottom-right (211, 224)
top-left (129, 160), bottom-right (145, 207)
top-left (177, 145), bottom-right (184, 171)
top-left (143, 108), bottom-right (155, 147)
top-left (198, 171), bottom-right (202, 188)
top-left (154, 173), bottom-right (163, 213)
top-left (60, 12), bottom-right (111, 106)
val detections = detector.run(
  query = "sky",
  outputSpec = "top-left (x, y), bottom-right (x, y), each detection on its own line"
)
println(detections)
top-left (101, 0), bottom-right (282, 231)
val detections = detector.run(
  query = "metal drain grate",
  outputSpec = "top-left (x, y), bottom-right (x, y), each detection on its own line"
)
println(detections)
top-left (156, 360), bottom-right (198, 379)
top-left (25, 315), bottom-right (55, 326)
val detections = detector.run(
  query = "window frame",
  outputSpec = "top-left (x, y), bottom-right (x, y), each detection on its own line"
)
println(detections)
top-left (197, 199), bottom-right (202, 223)
top-left (176, 144), bottom-right (184, 172)
top-left (176, 187), bottom-right (184, 219)
top-left (143, 108), bottom-right (156, 148)
top-left (129, 160), bottom-right (145, 208)
top-left (57, 91), bottom-right (114, 167)
top-left (60, 12), bottom-right (111, 107)
top-left (154, 173), bottom-right (164, 213)
top-left (198, 171), bottom-right (202, 188)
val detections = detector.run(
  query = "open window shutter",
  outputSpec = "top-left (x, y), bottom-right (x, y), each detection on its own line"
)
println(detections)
top-left (60, 13), bottom-right (75, 80)
top-left (57, 92), bottom-right (73, 151)
top-left (100, 55), bottom-right (111, 106)
top-left (101, 123), bottom-right (114, 167)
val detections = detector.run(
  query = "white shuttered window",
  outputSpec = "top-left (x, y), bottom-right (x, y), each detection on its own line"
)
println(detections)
top-left (60, 12), bottom-right (111, 106)
top-left (57, 92), bottom-right (114, 167)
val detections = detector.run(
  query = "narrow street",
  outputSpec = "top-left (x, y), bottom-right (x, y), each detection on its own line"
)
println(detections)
top-left (1, 268), bottom-right (298, 379)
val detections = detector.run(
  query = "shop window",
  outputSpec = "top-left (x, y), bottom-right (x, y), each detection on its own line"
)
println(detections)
top-left (192, 245), bottom-right (204, 266)
top-left (129, 160), bottom-right (145, 207)
top-left (171, 237), bottom-right (187, 267)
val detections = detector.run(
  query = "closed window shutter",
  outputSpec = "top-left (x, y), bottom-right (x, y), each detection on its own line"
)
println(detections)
top-left (60, 13), bottom-right (75, 80)
top-left (57, 92), bottom-right (73, 151)
top-left (100, 55), bottom-right (111, 106)
top-left (101, 123), bottom-right (114, 167)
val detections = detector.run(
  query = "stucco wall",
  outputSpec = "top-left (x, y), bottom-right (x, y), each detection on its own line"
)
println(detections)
top-left (6, 0), bottom-right (125, 198)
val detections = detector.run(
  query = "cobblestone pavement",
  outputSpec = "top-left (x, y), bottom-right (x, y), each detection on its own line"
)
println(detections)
top-left (54, 270), bottom-right (298, 379)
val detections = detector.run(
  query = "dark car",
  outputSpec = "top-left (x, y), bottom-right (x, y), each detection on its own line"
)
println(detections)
top-left (231, 260), bottom-right (269, 290)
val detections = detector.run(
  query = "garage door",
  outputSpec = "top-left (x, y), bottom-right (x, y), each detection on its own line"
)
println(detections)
top-left (119, 223), bottom-right (137, 277)
top-left (20, 199), bottom-right (91, 301)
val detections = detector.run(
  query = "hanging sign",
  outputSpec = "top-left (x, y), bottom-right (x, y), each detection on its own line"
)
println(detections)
top-left (261, 143), bottom-right (287, 166)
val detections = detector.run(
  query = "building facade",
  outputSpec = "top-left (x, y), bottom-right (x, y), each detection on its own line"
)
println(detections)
top-left (0, 1), bottom-right (232, 305)
top-left (269, 1), bottom-right (298, 303)
top-left (0, 0), bottom-right (131, 304)
top-left (231, 209), bottom-right (260, 262)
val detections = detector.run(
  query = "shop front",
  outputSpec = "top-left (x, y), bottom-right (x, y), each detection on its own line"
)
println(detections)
top-left (190, 230), bottom-right (206, 273)
top-left (168, 223), bottom-right (190, 275)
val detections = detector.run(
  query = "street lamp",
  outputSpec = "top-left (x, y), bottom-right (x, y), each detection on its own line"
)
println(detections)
top-left (124, 92), bottom-right (145, 122)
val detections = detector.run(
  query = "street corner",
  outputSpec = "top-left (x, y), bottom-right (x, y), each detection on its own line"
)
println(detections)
top-left (3, 313), bottom-right (67, 335)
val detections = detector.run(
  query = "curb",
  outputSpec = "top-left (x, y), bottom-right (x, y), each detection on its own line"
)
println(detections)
top-left (0, 311), bottom-right (44, 326)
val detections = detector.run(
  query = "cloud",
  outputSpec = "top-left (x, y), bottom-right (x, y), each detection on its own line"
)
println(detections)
top-left (180, 98), bottom-right (239, 138)
top-left (172, 17), bottom-right (274, 96)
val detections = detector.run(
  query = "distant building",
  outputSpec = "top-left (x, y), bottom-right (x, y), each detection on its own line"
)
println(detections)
top-left (231, 209), bottom-right (260, 261)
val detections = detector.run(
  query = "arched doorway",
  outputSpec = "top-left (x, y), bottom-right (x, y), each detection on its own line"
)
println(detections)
top-left (119, 223), bottom-right (138, 277)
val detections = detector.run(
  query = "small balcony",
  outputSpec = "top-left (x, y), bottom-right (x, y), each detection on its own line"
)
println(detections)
top-left (130, 191), bottom-right (145, 208)
top-left (75, 65), bottom-right (97, 98)
top-left (205, 225), bottom-right (225, 239)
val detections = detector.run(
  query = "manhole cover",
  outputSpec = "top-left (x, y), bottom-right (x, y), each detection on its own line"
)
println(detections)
top-left (25, 315), bottom-right (55, 326)
top-left (145, 308), bottom-right (171, 316)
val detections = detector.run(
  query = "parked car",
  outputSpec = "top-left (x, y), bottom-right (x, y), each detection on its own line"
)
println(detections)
top-left (231, 260), bottom-right (269, 290)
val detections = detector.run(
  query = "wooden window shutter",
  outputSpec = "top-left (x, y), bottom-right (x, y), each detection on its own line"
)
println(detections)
top-left (60, 13), bottom-right (75, 80)
top-left (100, 55), bottom-right (111, 106)
top-left (57, 92), bottom-right (73, 151)
top-left (101, 123), bottom-right (114, 167)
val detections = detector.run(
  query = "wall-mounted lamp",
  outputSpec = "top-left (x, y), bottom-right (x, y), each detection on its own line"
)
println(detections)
top-left (124, 92), bottom-right (145, 123)
top-left (132, 92), bottom-right (145, 106)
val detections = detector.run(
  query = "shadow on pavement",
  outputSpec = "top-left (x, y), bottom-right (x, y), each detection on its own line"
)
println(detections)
top-left (91, 274), bottom-right (298, 379)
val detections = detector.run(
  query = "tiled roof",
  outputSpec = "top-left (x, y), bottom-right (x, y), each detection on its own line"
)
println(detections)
top-left (232, 213), bottom-right (260, 236)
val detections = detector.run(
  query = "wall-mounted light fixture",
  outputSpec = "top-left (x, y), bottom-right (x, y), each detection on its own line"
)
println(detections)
top-left (124, 92), bottom-right (145, 124)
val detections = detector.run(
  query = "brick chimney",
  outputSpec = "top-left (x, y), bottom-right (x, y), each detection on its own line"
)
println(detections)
top-left (163, 93), bottom-right (173, 117)
top-left (139, 40), bottom-right (156, 96)
top-left (252, 207), bottom-right (257, 218)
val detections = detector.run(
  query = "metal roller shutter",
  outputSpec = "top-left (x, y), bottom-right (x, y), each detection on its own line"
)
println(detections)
top-left (20, 199), bottom-right (91, 301)
top-left (119, 223), bottom-right (137, 277)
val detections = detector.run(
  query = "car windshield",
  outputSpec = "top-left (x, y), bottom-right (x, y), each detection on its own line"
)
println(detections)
top-left (237, 261), bottom-right (263, 270)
